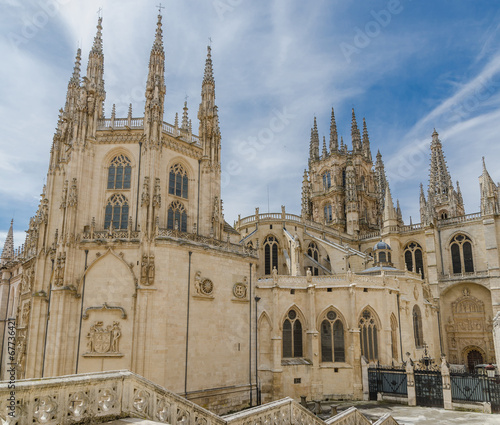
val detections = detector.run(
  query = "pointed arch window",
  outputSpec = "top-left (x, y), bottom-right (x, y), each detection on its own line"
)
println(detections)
top-left (404, 242), bottom-right (424, 279)
top-left (264, 236), bottom-right (279, 275)
top-left (359, 309), bottom-right (378, 362)
top-left (107, 155), bottom-right (132, 189)
top-left (307, 242), bottom-right (319, 275)
top-left (323, 172), bottom-right (331, 190)
top-left (324, 204), bottom-right (333, 222)
top-left (413, 305), bottom-right (424, 348)
top-left (320, 310), bottom-right (345, 363)
top-left (283, 309), bottom-right (303, 358)
top-left (390, 314), bottom-right (398, 361)
top-left (450, 234), bottom-right (474, 274)
top-left (104, 194), bottom-right (129, 229)
top-left (168, 163), bottom-right (188, 199)
top-left (167, 201), bottom-right (187, 232)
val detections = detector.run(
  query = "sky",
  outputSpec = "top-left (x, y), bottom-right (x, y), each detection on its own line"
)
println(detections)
top-left (1, 0), bottom-right (500, 250)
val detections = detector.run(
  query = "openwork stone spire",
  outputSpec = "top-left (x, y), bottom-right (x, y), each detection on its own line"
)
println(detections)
top-left (322, 136), bottom-right (328, 158)
top-left (329, 108), bottom-right (338, 152)
top-left (70, 48), bottom-right (81, 87)
top-left (1, 219), bottom-right (14, 265)
top-left (426, 129), bottom-right (464, 219)
top-left (203, 45), bottom-right (215, 86)
top-left (375, 150), bottom-right (387, 212)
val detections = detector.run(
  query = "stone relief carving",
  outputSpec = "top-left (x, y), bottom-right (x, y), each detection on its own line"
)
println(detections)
top-left (194, 271), bottom-right (214, 298)
top-left (140, 254), bottom-right (155, 285)
top-left (141, 176), bottom-right (150, 206)
top-left (67, 177), bottom-right (78, 207)
top-left (54, 252), bottom-right (66, 286)
top-left (85, 321), bottom-right (122, 356)
top-left (233, 277), bottom-right (248, 300)
top-left (152, 177), bottom-right (161, 208)
top-left (21, 301), bottom-right (31, 327)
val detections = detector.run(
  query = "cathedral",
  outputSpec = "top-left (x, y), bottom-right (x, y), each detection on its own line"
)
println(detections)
top-left (1, 13), bottom-right (499, 414)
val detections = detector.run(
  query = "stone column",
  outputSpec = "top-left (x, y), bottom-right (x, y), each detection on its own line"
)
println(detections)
top-left (405, 354), bottom-right (416, 406)
top-left (441, 355), bottom-right (452, 410)
top-left (493, 312), bottom-right (500, 368)
top-left (361, 356), bottom-right (369, 401)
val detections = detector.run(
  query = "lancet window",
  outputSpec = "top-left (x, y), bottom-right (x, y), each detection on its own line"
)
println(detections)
top-left (323, 172), bottom-right (331, 190)
top-left (320, 310), bottom-right (345, 362)
top-left (264, 236), bottom-right (279, 275)
top-left (359, 309), bottom-right (378, 362)
top-left (324, 204), bottom-right (333, 222)
top-left (450, 234), bottom-right (474, 274)
top-left (104, 194), bottom-right (129, 230)
top-left (404, 242), bottom-right (424, 279)
top-left (283, 309), bottom-right (303, 358)
top-left (167, 201), bottom-right (187, 232)
top-left (168, 163), bottom-right (189, 199)
top-left (107, 155), bottom-right (132, 189)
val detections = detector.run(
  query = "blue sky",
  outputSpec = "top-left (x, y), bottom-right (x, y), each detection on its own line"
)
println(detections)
top-left (1, 0), bottom-right (500, 249)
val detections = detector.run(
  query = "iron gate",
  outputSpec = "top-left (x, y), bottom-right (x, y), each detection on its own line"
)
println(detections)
top-left (368, 367), bottom-right (407, 401)
top-left (488, 376), bottom-right (500, 413)
top-left (415, 370), bottom-right (443, 408)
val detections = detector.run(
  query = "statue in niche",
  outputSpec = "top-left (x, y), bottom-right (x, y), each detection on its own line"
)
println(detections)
top-left (140, 255), bottom-right (149, 285)
top-left (148, 255), bottom-right (155, 285)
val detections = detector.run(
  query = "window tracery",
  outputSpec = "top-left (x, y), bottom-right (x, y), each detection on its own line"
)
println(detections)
top-left (168, 163), bottom-right (188, 199)
top-left (359, 309), bottom-right (378, 361)
top-left (104, 194), bottom-right (129, 229)
top-left (167, 200), bottom-right (187, 232)
top-left (320, 310), bottom-right (345, 362)
top-left (107, 155), bottom-right (132, 190)
top-left (283, 309), bottom-right (303, 358)
top-left (450, 234), bottom-right (474, 274)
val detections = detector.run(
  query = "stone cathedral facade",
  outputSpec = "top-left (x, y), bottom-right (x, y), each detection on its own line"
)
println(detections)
top-left (1, 14), bottom-right (500, 413)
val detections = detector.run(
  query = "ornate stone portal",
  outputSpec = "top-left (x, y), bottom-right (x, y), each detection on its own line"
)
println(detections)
top-left (445, 287), bottom-right (494, 366)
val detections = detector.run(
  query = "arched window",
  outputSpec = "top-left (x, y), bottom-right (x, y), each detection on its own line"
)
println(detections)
top-left (323, 172), bottom-right (331, 190)
top-left (264, 236), bottom-right (279, 275)
top-left (404, 242), bottom-right (425, 279)
top-left (104, 194), bottom-right (129, 229)
top-left (320, 310), bottom-right (345, 363)
top-left (324, 204), bottom-right (333, 222)
top-left (283, 309), bottom-right (302, 358)
top-left (167, 201), bottom-right (187, 232)
top-left (450, 234), bottom-right (474, 274)
top-left (359, 309), bottom-right (378, 362)
top-left (307, 242), bottom-right (319, 275)
top-left (390, 314), bottom-right (398, 361)
top-left (168, 164), bottom-right (188, 199)
top-left (379, 252), bottom-right (386, 263)
top-left (107, 154), bottom-right (132, 189)
top-left (413, 305), bottom-right (424, 348)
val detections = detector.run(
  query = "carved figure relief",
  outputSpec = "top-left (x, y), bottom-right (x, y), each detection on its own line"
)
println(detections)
top-left (21, 301), bottom-right (31, 327)
top-left (152, 178), bottom-right (161, 208)
top-left (141, 177), bottom-right (150, 207)
top-left (67, 178), bottom-right (78, 207)
top-left (140, 254), bottom-right (155, 286)
top-left (85, 321), bottom-right (122, 356)
top-left (54, 252), bottom-right (66, 286)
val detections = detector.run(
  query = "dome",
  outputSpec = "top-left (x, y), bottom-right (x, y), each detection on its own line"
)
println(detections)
top-left (373, 241), bottom-right (391, 250)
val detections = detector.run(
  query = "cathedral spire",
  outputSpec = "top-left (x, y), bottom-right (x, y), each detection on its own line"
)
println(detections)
top-left (383, 185), bottom-right (398, 228)
top-left (329, 108), bottom-right (338, 152)
top-left (84, 16), bottom-right (106, 138)
top-left (144, 12), bottom-right (166, 147)
top-left (70, 48), bottom-right (81, 87)
top-left (322, 136), bottom-right (328, 158)
top-left (63, 48), bottom-right (82, 116)
top-left (427, 129), bottom-right (464, 218)
top-left (198, 45), bottom-right (221, 166)
top-left (1, 219), bottom-right (14, 265)
top-left (480, 157), bottom-right (499, 215)
top-left (362, 118), bottom-right (372, 162)
top-left (309, 117), bottom-right (320, 163)
top-left (351, 108), bottom-right (362, 153)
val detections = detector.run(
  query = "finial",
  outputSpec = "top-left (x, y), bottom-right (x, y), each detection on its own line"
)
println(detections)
top-left (152, 10), bottom-right (164, 52)
top-left (90, 16), bottom-right (103, 55)
top-left (203, 44), bottom-right (215, 85)
top-left (156, 3), bottom-right (165, 14)
top-left (127, 103), bottom-right (132, 119)
top-left (70, 48), bottom-right (81, 86)
top-left (111, 104), bottom-right (116, 120)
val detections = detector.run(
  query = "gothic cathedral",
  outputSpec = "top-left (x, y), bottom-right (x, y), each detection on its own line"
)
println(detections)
top-left (1, 14), bottom-right (499, 414)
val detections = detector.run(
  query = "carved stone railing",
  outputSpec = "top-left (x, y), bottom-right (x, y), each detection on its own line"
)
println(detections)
top-left (157, 228), bottom-right (257, 257)
top-left (438, 212), bottom-right (482, 226)
top-left (223, 397), bottom-right (324, 425)
top-left (325, 406), bottom-right (371, 424)
top-left (0, 370), bottom-right (225, 425)
top-left (439, 270), bottom-right (489, 281)
top-left (82, 229), bottom-right (140, 241)
top-left (0, 370), bottom-right (400, 425)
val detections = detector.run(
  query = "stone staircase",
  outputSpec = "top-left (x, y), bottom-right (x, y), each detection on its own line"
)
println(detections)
top-left (0, 370), bottom-right (399, 424)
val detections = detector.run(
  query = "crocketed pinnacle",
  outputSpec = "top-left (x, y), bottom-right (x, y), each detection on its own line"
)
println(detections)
top-left (181, 101), bottom-right (189, 131)
top-left (1, 219), bottom-right (14, 264)
top-left (351, 108), bottom-right (361, 152)
top-left (203, 45), bottom-right (215, 86)
top-left (329, 107), bottom-right (338, 152)
top-left (90, 17), bottom-right (103, 56)
top-left (69, 48), bottom-right (81, 86)
top-left (428, 129), bottom-right (453, 199)
top-left (151, 14), bottom-right (164, 53)
top-left (362, 117), bottom-right (372, 161)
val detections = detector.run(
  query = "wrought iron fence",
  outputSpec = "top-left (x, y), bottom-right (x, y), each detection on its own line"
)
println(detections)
top-left (451, 373), bottom-right (500, 412)
top-left (368, 367), bottom-right (407, 400)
